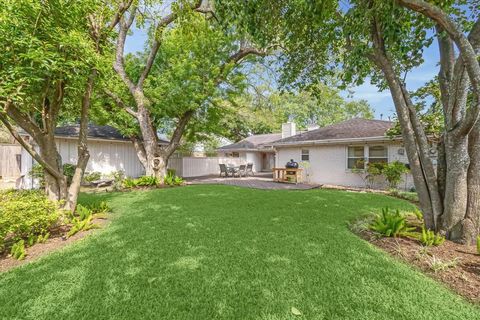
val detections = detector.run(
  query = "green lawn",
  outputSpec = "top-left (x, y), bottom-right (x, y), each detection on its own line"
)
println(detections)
top-left (0, 185), bottom-right (478, 319)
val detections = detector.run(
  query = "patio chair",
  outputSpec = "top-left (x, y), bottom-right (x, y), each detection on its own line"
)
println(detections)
top-left (235, 164), bottom-right (247, 177)
top-left (219, 164), bottom-right (230, 177)
top-left (246, 163), bottom-right (254, 176)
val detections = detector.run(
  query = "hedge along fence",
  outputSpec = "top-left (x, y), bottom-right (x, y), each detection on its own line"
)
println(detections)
top-left (0, 190), bottom-right (61, 254)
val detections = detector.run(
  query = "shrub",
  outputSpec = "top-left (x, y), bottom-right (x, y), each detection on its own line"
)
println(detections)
top-left (365, 162), bottom-right (385, 188)
top-left (0, 190), bottom-right (61, 253)
top-left (122, 176), bottom-right (159, 189)
top-left (84, 171), bottom-right (102, 183)
top-left (477, 235), bottom-right (480, 255)
top-left (62, 163), bottom-right (76, 185)
top-left (419, 227), bottom-right (445, 247)
top-left (87, 201), bottom-right (110, 214)
top-left (67, 203), bottom-right (103, 238)
top-left (428, 256), bottom-right (459, 273)
top-left (10, 240), bottom-right (26, 260)
top-left (370, 207), bottom-right (415, 237)
top-left (29, 164), bottom-right (45, 188)
top-left (29, 163), bottom-right (77, 187)
top-left (164, 172), bottom-right (184, 186)
top-left (122, 177), bottom-right (136, 189)
top-left (383, 161), bottom-right (409, 189)
top-left (135, 175), bottom-right (159, 186)
top-left (109, 170), bottom-right (125, 190)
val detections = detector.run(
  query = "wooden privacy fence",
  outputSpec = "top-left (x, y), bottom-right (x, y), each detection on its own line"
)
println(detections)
top-left (0, 144), bottom-right (22, 178)
top-left (168, 157), bottom-right (244, 178)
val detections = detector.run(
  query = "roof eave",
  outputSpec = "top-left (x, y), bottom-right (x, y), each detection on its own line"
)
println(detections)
top-left (273, 135), bottom-right (402, 147)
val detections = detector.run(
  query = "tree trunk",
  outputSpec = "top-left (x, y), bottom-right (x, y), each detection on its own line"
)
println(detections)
top-left (441, 133), bottom-right (470, 239)
top-left (65, 69), bottom-right (96, 211)
top-left (463, 123), bottom-right (480, 244)
top-left (370, 61), bottom-right (440, 229)
top-left (37, 136), bottom-right (67, 202)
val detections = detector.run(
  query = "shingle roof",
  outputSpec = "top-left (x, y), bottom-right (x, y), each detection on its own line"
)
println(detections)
top-left (54, 124), bottom-right (169, 144)
top-left (218, 133), bottom-right (282, 150)
top-left (272, 118), bottom-right (393, 145)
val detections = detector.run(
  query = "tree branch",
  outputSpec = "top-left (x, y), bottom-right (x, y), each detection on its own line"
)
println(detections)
top-left (104, 89), bottom-right (138, 118)
top-left (396, 0), bottom-right (480, 134)
top-left (4, 103), bottom-right (44, 139)
top-left (0, 110), bottom-right (63, 180)
top-left (137, 0), bottom-right (205, 88)
top-left (113, 4), bottom-right (138, 94)
top-left (107, 0), bottom-right (135, 31)
top-left (164, 110), bottom-right (194, 157)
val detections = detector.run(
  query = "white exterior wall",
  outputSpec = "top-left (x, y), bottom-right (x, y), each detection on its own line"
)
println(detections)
top-left (217, 151), bottom-right (264, 172)
top-left (55, 138), bottom-right (145, 177)
top-left (21, 137), bottom-right (145, 188)
top-left (276, 142), bottom-right (414, 190)
top-left (245, 152), bottom-right (263, 172)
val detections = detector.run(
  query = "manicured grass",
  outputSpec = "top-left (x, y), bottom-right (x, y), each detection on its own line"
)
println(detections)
top-left (0, 185), bottom-right (478, 319)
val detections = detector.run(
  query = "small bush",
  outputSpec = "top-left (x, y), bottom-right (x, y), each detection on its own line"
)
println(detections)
top-left (109, 170), bottom-right (125, 190)
top-left (29, 163), bottom-right (77, 186)
top-left (87, 201), bottom-right (110, 214)
top-left (122, 177), bottom-right (136, 189)
top-left (67, 215), bottom-right (97, 238)
top-left (383, 161), bottom-right (409, 189)
top-left (164, 172), bottom-right (184, 186)
top-left (0, 190), bottom-right (61, 253)
top-left (62, 163), bottom-right (76, 185)
top-left (29, 164), bottom-right (45, 188)
top-left (428, 256), bottom-right (459, 273)
top-left (370, 207), bottom-right (415, 237)
top-left (122, 176), bottom-right (159, 189)
top-left (135, 176), bottom-right (159, 186)
top-left (10, 240), bottom-right (26, 260)
top-left (477, 235), bottom-right (480, 255)
top-left (84, 171), bottom-right (102, 183)
top-left (67, 203), bottom-right (104, 238)
top-left (419, 227), bottom-right (445, 247)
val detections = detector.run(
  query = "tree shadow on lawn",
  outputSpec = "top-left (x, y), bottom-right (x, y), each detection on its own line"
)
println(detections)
top-left (0, 186), bottom-right (478, 320)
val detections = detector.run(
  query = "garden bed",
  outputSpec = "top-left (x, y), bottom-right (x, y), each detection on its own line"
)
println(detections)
top-left (356, 228), bottom-right (480, 303)
top-left (0, 217), bottom-right (108, 273)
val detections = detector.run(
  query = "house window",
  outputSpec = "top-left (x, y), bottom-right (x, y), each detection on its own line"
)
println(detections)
top-left (368, 146), bottom-right (388, 165)
top-left (301, 149), bottom-right (310, 161)
top-left (347, 145), bottom-right (389, 169)
top-left (231, 152), bottom-right (240, 158)
top-left (347, 146), bottom-right (365, 169)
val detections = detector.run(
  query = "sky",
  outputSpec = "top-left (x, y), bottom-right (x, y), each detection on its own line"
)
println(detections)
top-left (124, 22), bottom-right (441, 121)
top-left (341, 43), bottom-right (439, 120)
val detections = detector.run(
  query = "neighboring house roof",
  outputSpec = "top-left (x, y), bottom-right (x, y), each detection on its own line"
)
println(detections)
top-left (54, 124), bottom-right (169, 144)
top-left (272, 118), bottom-right (395, 146)
top-left (218, 133), bottom-right (282, 151)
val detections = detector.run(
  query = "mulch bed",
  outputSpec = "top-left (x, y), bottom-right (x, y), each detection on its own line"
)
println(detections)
top-left (0, 218), bottom-right (108, 273)
top-left (357, 229), bottom-right (480, 303)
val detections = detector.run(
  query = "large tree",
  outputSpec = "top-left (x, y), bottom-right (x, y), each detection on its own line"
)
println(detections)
top-left (218, 83), bottom-right (374, 141)
top-left (105, 0), bottom-right (266, 180)
top-left (0, 0), bottom-right (130, 210)
top-left (217, 0), bottom-right (480, 243)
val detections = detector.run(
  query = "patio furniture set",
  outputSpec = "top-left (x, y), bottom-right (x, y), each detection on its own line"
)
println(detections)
top-left (219, 163), bottom-right (254, 178)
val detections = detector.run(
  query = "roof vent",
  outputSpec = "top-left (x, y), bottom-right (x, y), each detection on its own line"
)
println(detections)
top-left (282, 122), bottom-right (296, 139)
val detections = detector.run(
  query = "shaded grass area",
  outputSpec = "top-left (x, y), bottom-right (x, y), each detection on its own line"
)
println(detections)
top-left (0, 185), bottom-right (478, 319)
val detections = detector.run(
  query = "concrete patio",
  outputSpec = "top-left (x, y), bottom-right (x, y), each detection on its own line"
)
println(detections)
top-left (186, 172), bottom-right (320, 190)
